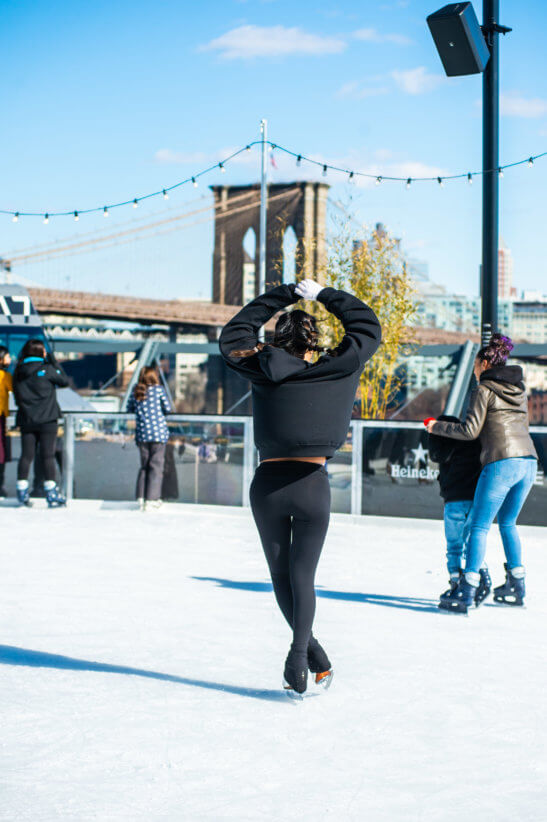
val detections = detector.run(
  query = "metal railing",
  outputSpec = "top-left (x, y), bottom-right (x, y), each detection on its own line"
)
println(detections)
top-left (55, 412), bottom-right (547, 525)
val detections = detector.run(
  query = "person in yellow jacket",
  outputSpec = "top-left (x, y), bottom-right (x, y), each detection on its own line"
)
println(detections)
top-left (0, 346), bottom-right (13, 498)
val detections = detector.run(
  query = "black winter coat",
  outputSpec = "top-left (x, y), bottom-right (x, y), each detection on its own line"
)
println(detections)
top-left (13, 357), bottom-right (69, 428)
top-left (219, 284), bottom-right (381, 460)
top-left (428, 415), bottom-right (482, 502)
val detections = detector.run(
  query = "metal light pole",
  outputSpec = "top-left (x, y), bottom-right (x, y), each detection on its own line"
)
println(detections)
top-left (258, 119), bottom-right (268, 341)
top-left (427, 2), bottom-right (510, 346)
top-left (480, 0), bottom-right (509, 345)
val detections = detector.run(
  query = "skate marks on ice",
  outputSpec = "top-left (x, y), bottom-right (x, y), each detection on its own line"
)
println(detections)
top-left (0, 645), bottom-right (287, 703)
top-left (192, 576), bottom-right (439, 614)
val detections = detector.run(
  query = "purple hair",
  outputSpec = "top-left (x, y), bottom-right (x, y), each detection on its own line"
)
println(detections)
top-left (477, 333), bottom-right (514, 367)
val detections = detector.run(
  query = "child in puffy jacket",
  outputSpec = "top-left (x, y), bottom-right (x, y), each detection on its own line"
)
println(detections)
top-left (428, 414), bottom-right (491, 607)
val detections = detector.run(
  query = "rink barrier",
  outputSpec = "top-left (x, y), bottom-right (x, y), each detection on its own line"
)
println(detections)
top-left (55, 414), bottom-right (546, 522)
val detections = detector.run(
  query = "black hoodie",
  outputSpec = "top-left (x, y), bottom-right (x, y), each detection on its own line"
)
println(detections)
top-left (428, 415), bottom-right (482, 502)
top-left (219, 284), bottom-right (381, 460)
top-left (13, 356), bottom-right (69, 428)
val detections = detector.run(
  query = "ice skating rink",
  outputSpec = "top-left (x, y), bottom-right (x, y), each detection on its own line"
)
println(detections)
top-left (1, 501), bottom-right (546, 822)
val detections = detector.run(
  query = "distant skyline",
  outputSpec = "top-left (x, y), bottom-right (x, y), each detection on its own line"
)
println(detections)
top-left (1, 0), bottom-right (546, 299)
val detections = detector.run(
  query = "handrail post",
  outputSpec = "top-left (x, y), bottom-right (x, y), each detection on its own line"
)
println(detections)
top-left (62, 414), bottom-right (75, 503)
top-left (350, 421), bottom-right (363, 516)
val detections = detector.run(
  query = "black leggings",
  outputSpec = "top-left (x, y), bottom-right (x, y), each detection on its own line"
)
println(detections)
top-left (18, 426), bottom-right (58, 482)
top-left (250, 461), bottom-right (331, 654)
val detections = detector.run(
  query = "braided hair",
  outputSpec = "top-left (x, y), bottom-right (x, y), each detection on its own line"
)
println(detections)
top-left (477, 333), bottom-right (514, 367)
top-left (230, 309), bottom-right (333, 360)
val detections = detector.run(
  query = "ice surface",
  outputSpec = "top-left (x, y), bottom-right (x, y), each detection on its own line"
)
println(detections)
top-left (1, 501), bottom-right (546, 821)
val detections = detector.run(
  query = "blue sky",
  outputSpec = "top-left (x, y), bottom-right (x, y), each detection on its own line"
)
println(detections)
top-left (1, 0), bottom-right (546, 300)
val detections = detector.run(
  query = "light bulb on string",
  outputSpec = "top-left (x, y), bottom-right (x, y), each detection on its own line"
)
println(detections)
top-left (437, 177), bottom-right (444, 188)
top-left (348, 171), bottom-right (354, 183)
top-left (467, 173), bottom-right (473, 185)
top-left (133, 199), bottom-right (139, 208)
top-left (43, 213), bottom-right (49, 224)
top-left (498, 168), bottom-right (504, 178)
top-left (296, 155), bottom-right (302, 167)
top-left (376, 176), bottom-right (382, 186)
top-left (246, 145), bottom-right (251, 152)
top-left (528, 157), bottom-right (534, 167)
top-left (12, 212), bottom-right (19, 223)
top-left (162, 189), bottom-right (169, 200)
top-left (406, 178), bottom-right (412, 189)
top-left (322, 165), bottom-right (328, 177)
top-left (219, 163), bottom-right (226, 173)
top-left (74, 211), bottom-right (79, 221)
top-left (192, 177), bottom-right (198, 188)
top-left (103, 207), bottom-right (109, 217)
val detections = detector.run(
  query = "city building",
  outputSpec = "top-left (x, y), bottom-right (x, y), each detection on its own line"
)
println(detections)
top-left (512, 300), bottom-right (547, 343)
top-left (498, 238), bottom-right (516, 299)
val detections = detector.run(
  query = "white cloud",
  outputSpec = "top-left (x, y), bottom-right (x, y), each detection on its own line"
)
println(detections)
top-left (200, 25), bottom-right (346, 59)
top-left (391, 66), bottom-right (444, 94)
top-left (353, 27), bottom-right (413, 45)
top-left (336, 80), bottom-right (390, 99)
top-left (501, 92), bottom-right (547, 118)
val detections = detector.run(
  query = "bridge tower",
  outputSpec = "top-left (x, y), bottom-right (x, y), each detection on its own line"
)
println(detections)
top-left (211, 182), bottom-right (329, 305)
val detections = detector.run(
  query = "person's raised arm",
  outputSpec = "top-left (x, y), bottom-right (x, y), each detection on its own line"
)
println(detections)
top-left (218, 284), bottom-right (298, 374)
top-left (296, 280), bottom-right (381, 369)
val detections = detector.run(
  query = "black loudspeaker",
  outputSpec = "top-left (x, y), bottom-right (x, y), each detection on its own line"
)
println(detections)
top-left (427, 3), bottom-right (490, 76)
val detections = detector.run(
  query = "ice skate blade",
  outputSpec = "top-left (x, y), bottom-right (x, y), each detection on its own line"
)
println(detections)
top-left (314, 669), bottom-right (334, 690)
top-left (283, 678), bottom-right (305, 700)
top-left (438, 603), bottom-right (469, 616)
top-left (493, 597), bottom-right (526, 608)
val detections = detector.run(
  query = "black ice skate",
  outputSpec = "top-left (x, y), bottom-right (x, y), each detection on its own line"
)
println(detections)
top-left (474, 567), bottom-right (492, 606)
top-left (439, 572), bottom-right (462, 603)
top-left (283, 649), bottom-right (308, 698)
top-left (307, 636), bottom-right (334, 690)
top-left (46, 485), bottom-right (66, 509)
top-left (493, 564), bottom-right (525, 606)
top-left (438, 576), bottom-right (477, 615)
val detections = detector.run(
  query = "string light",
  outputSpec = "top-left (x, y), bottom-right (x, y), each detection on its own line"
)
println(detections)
top-left (74, 211), bottom-right (79, 221)
top-left (3, 139), bottom-right (546, 222)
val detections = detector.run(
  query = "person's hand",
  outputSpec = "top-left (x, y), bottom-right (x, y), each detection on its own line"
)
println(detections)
top-left (426, 419), bottom-right (437, 433)
top-left (294, 279), bottom-right (324, 301)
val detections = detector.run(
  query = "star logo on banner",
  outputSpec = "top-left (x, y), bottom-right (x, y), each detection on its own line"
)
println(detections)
top-left (411, 443), bottom-right (429, 465)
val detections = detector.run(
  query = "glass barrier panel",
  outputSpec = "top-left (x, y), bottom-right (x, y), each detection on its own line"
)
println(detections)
top-left (327, 429), bottom-right (352, 514)
top-left (361, 425), bottom-right (444, 520)
top-left (71, 416), bottom-right (244, 505)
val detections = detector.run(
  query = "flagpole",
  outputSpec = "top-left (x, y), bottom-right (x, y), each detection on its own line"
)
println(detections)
top-left (258, 118), bottom-right (268, 341)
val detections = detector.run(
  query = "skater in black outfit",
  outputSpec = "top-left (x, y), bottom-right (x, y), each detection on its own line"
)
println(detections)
top-left (220, 279), bottom-right (381, 695)
top-left (13, 338), bottom-right (69, 508)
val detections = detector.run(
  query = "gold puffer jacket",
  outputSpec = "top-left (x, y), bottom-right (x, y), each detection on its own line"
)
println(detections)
top-left (431, 366), bottom-right (537, 466)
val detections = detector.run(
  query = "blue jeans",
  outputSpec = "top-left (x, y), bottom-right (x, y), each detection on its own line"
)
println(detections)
top-left (444, 500), bottom-right (473, 575)
top-left (466, 457), bottom-right (537, 574)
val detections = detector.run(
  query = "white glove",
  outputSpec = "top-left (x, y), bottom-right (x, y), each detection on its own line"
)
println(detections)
top-left (294, 279), bottom-right (324, 301)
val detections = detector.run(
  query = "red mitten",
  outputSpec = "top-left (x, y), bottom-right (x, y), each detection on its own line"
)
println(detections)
top-left (423, 417), bottom-right (436, 427)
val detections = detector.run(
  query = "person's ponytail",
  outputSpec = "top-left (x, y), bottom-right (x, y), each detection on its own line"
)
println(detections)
top-left (229, 308), bottom-right (337, 360)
